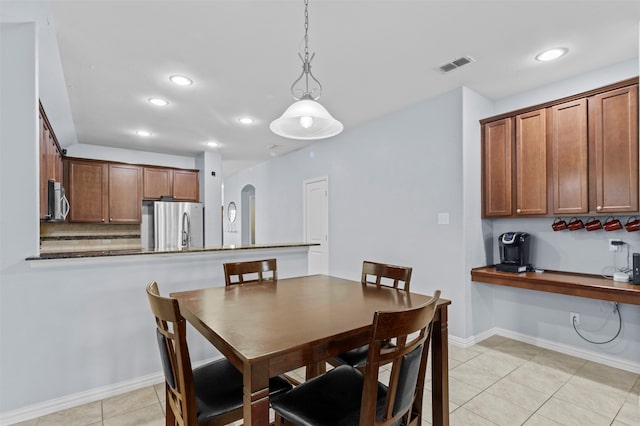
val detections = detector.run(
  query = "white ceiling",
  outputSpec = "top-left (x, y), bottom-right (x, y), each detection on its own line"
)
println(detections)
top-left (35, 1), bottom-right (640, 175)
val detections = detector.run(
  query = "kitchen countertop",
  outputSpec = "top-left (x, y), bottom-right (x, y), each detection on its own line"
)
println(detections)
top-left (27, 242), bottom-right (319, 261)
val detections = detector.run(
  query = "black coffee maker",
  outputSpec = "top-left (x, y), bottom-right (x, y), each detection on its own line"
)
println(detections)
top-left (496, 232), bottom-right (531, 273)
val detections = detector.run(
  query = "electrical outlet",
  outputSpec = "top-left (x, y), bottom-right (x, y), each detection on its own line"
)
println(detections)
top-left (609, 239), bottom-right (623, 252)
top-left (570, 312), bottom-right (580, 326)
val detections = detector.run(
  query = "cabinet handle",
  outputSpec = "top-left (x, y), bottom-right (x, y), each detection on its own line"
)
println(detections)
top-left (101, 218), bottom-right (105, 222)
top-left (109, 217), bottom-right (113, 222)
top-left (596, 206), bottom-right (602, 211)
top-left (516, 209), bottom-right (522, 214)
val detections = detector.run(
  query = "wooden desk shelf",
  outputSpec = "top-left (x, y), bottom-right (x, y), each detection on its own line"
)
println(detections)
top-left (471, 266), bottom-right (640, 305)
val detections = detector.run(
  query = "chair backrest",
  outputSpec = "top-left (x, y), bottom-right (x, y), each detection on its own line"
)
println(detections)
top-left (146, 281), bottom-right (198, 426)
top-left (361, 261), bottom-right (413, 291)
top-left (223, 258), bottom-right (278, 286)
top-left (360, 290), bottom-right (441, 426)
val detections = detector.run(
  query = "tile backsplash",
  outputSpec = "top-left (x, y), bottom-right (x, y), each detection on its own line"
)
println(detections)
top-left (40, 223), bottom-right (141, 253)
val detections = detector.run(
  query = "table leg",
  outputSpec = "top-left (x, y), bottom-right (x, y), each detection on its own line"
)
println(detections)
top-left (305, 361), bottom-right (327, 380)
top-left (243, 361), bottom-right (270, 426)
top-left (431, 305), bottom-right (449, 426)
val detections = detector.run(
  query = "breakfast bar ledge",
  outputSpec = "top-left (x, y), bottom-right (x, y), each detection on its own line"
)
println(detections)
top-left (471, 266), bottom-right (640, 305)
top-left (26, 242), bottom-right (318, 261)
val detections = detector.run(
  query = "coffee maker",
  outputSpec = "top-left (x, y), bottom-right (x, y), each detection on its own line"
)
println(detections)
top-left (496, 232), bottom-right (531, 273)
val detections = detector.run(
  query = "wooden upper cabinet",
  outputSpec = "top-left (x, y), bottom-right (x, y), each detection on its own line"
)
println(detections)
top-left (143, 167), bottom-right (199, 201)
top-left (108, 164), bottom-right (142, 223)
top-left (67, 159), bottom-right (108, 223)
top-left (482, 118), bottom-right (513, 217)
top-left (67, 160), bottom-right (143, 223)
top-left (589, 85), bottom-right (639, 213)
top-left (515, 109), bottom-right (547, 216)
top-left (39, 114), bottom-right (48, 219)
top-left (172, 169), bottom-right (199, 201)
top-left (143, 167), bottom-right (173, 199)
top-left (39, 103), bottom-right (65, 220)
top-left (549, 99), bottom-right (588, 214)
top-left (481, 78), bottom-right (639, 218)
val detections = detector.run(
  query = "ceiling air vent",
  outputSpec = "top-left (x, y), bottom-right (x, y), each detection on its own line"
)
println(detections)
top-left (439, 56), bottom-right (475, 73)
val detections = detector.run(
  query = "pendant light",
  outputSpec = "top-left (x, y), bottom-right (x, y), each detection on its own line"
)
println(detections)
top-left (270, 0), bottom-right (343, 140)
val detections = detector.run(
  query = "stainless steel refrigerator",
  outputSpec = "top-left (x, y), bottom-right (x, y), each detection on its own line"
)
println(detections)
top-left (141, 201), bottom-right (204, 250)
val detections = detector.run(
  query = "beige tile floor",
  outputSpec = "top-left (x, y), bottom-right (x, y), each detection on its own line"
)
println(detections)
top-left (11, 336), bottom-right (640, 426)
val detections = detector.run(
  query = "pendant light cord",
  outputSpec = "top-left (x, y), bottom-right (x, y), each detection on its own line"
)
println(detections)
top-left (304, 0), bottom-right (309, 61)
top-left (290, 0), bottom-right (321, 100)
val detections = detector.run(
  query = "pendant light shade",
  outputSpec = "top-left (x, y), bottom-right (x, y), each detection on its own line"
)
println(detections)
top-left (270, 98), bottom-right (343, 140)
top-left (270, 0), bottom-right (343, 140)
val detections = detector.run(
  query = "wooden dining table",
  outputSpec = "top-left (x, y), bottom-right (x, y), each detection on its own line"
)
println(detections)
top-left (171, 274), bottom-right (451, 425)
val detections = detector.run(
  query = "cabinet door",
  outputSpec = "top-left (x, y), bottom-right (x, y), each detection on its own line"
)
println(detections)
top-left (39, 115), bottom-right (48, 219)
top-left (515, 109), bottom-right (547, 215)
top-left (54, 148), bottom-right (64, 183)
top-left (173, 170), bottom-right (199, 201)
top-left (109, 164), bottom-right (142, 223)
top-left (143, 167), bottom-right (173, 200)
top-left (482, 118), bottom-right (513, 217)
top-left (68, 160), bottom-right (108, 223)
top-left (550, 99), bottom-right (588, 214)
top-left (589, 85), bottom-right (639, 213)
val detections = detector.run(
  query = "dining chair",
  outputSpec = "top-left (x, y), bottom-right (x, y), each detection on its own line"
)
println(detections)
top-left (330, 261), bottom-right (413, 368)
top-left (271, 290), bottom-right (441, 426)
top-left (223, 258), bottom-right (278, 286)
top-left (361, 260), bottom-right (412, 290)
top-left (145, 281), bottom-right (292, 426)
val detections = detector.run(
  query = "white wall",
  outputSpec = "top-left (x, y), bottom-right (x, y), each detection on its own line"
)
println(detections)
top-left (0, 23), bottom-right (40, 271)
top-left (493, 58), bottom-right (638, 114)
top-left (461, 87), bottom-right (496, 338)
top-left (65, 143), bottom-right (196, 170)
top-left (225, 88), bottom-right (467, 337)
top-left (0, 1), bottom-right (77, 147)
top-left (196, 151), bottom-right (223, 246)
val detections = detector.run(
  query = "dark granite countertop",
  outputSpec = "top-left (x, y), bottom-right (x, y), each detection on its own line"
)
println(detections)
top-left (27, 242), bottom-right (318, 260)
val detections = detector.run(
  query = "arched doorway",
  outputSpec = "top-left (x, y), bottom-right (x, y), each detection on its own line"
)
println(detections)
top-left (241, 184), bottom-right (255, 245)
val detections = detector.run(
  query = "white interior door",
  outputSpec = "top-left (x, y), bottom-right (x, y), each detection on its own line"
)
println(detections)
top-left (304, 177), bottom-right (329, 275)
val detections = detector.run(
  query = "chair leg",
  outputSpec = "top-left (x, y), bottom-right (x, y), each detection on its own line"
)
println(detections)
top-left (164, 385), bottom-right (176, 426)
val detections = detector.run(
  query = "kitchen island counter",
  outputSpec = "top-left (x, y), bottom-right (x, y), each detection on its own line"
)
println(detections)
top-left (27, 242), bottom-right (318, 261)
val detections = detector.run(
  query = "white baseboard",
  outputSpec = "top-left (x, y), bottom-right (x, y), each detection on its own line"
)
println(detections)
top-left (0, 357), bottom-right (216, 426)
top-left (0, 372), bottom-right (163, 426)
top-left (449, 327), bottom-right (640, 375)
top-left (448, 327), bottom-right (497, 348)
top-left (492, 328), bottom-right (640, 374)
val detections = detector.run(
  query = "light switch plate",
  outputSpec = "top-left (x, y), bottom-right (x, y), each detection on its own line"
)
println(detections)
top-left (437, 212), bottom-right (450, 225)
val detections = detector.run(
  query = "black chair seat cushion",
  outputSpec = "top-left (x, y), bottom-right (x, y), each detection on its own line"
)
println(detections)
top-left (270, 365), bottom-right (389, 426)
top-left (334, 345), bottom-right (370, 368)
top-left (193, 358), bottom-right (292, 423)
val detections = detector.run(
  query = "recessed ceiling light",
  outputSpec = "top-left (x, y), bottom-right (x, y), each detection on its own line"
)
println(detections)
top-left (238, 117), bottom-right (254, 125)
top-left (535, 48), bottom-right (568, 62)
top-left (169, 75), bottom-right (193, 86)
top-left (207, 141), bottom-right (219, 147)
top-left (136, 130), bottom-right (152, 137)
top-left (148, 97), bottom-right (169, 106)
